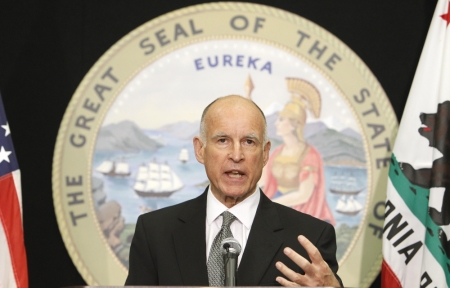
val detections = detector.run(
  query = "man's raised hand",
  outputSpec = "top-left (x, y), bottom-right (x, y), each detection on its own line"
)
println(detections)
top-left (275, 235), bottom-right (341, 287)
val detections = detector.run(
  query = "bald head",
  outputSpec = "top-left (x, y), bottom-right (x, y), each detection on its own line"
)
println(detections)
top-left (199, 95), bottom-right (268, 145)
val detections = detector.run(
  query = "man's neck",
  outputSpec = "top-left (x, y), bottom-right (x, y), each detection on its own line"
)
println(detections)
top-left (211, 189), bottom-right (257, 208)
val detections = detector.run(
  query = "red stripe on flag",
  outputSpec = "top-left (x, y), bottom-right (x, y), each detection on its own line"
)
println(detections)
top-left (381, 259), bottom-right (401, 288)
top-left (0, 173), bottom-right (28, 288)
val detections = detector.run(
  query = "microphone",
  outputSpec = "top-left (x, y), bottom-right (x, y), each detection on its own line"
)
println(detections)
top-left (221, 237), bottom-right (241, 286)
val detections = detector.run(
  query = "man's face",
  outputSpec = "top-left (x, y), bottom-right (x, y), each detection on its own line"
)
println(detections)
top-left (193, 97), bottom-right (271, 207)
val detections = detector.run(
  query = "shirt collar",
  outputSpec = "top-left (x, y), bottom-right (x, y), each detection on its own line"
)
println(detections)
top-left (206, 186), bottom-right (260, 230)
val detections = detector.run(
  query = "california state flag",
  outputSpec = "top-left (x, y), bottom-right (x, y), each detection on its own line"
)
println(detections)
top-left (382, 0), bottom-right (450, 287)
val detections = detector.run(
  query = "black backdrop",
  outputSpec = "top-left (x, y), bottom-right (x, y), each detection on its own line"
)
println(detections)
top-left (0, 1), bottom-right (437, 287)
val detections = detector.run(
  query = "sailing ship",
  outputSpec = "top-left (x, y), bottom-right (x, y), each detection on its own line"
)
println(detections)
top-left (133, 161), bottom-right (184, 197)
top-left (335, 196), bottom-right (363, 216)
top-left (95, 160), bottom-right (131, 177)
top-left (179, 148), bottom-right (189, 163)
top-left (329, 172), bottom-right (365, 195)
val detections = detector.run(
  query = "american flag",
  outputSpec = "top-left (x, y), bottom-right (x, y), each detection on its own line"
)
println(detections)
top-left (0, 93), bottom-right (28, 288)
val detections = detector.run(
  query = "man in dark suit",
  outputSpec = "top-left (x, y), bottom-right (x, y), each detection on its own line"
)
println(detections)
top-left (125, 95), bottom-right (342, 287)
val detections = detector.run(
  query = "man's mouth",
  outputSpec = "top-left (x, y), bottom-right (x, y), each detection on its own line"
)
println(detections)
top-left (226, 170), bottom-right (244, 178)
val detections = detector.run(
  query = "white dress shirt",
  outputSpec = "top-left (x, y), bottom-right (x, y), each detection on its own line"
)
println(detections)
top-left (205, 186), bottom-right (260, 266)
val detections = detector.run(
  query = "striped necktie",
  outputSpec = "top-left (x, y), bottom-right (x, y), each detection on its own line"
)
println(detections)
top-left (207, 211), bottom-right (237, 286)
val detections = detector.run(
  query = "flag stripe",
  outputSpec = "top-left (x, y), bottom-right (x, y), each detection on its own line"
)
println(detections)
top-left (12, 170), bottom-right (22, 215)
top-left (0, 173), bottom-right (28, 288)
top-left (381, 260), bottom-right (401, 288)
top-left (0, 220), bottom-right (17, 288)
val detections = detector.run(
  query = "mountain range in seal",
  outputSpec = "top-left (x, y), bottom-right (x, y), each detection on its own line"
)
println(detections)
top-left (95, 120), bottom-right (163, 152)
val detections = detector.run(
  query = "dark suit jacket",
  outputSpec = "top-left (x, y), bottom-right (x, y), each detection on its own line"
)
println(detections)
top-left (125, 189), bottom-right (342, 286)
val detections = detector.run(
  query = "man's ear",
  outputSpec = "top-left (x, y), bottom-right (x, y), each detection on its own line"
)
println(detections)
top-left (193, 136), bottom-right (205, 164)
top-left (263, 140), bottom-right (271, 165)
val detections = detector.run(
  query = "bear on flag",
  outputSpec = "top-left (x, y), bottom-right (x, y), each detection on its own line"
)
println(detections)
top-left (382, 0), bottom-right (450, 287)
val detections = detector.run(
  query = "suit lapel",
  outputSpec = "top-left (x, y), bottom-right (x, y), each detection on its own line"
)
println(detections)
top-left (172, 190), bottom-right (209, 286)
top-left (237, 191), bottom-right (284, 286)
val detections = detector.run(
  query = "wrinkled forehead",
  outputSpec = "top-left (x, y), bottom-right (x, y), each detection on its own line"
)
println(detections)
top-left (204, 98), bottom-right (266, 135)
top-left (212, 96), bottom-right (264, 117)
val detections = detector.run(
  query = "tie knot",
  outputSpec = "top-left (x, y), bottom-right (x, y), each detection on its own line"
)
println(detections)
top-left (221, 211), bottom-right (236, 228)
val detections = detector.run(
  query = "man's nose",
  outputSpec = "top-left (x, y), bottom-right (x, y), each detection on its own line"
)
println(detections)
top-left (229, 142), bottom-right (244, 162)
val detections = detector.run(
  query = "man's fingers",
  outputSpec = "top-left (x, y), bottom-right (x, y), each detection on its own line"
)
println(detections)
top-left (276, 261), bottom-right (305, 285)
top-left (275, 276), bottom-right (298, 287)
top-left (298, 235), bottom-right (324, 264)
top-left (276, 236), bottom-right (341, 287)
top-left (283, 246), bottom-right (316, 275)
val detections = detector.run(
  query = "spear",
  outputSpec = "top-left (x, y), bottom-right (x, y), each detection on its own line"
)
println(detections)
top-left (244, 74), bottom-right (254, 100)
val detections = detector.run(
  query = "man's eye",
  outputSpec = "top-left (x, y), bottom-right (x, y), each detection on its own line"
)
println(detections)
top-left (218, 138), bottom-right (227, 143)
top-left (245, 139), bottom-right (254, 145)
